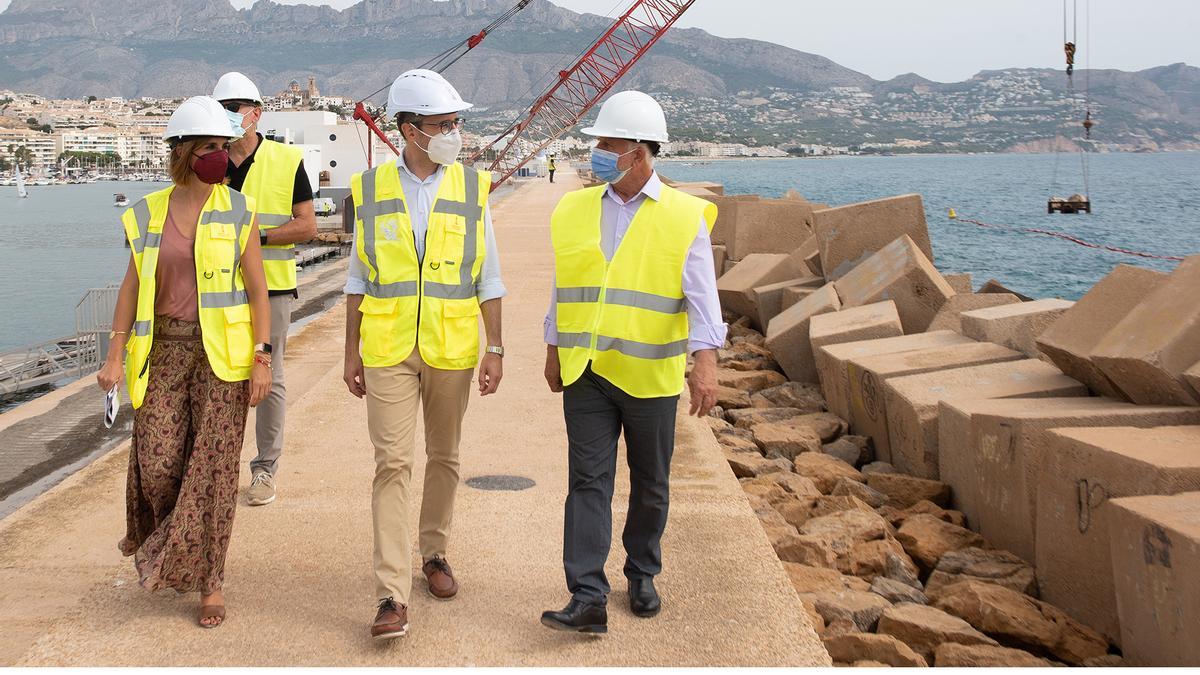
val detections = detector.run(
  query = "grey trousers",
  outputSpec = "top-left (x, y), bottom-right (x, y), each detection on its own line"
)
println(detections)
top-left (562, 366), bottom-right (678, 605)
top-left (251, 293), bottom-right (291, 476)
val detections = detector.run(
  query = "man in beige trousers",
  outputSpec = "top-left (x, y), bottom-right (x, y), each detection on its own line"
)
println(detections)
top-left (342, 69), bottom-right (505, 641)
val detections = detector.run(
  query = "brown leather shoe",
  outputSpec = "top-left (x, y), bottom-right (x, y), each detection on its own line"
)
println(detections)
top-left (371, 597), bottom-right (408, 640)
top-left (422, 556), bottom-right (459, 600)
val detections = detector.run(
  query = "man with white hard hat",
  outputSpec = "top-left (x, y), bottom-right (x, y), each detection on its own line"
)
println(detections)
top-left (212, 71), bottom-right (318, 507)
top-left (343, 68), bottom-right (506, 640)
top-left (540, 90), bottom-right (723, 633)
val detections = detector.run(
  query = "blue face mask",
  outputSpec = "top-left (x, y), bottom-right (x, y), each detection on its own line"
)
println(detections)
top-left (591, 147), bottom-right (636, 183)
top-left (225, 110), bottom-right (247, 141)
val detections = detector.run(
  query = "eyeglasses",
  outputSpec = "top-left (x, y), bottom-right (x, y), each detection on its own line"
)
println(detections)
top-left (418, 118), bottom-right (466, 135)
top-left (221, 101), bottom-right (253, 113)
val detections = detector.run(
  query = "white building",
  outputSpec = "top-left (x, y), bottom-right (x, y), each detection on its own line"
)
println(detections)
top-left (0, 129), bottom-right (58, 167)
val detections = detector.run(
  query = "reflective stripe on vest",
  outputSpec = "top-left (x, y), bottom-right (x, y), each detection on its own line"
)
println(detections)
top-left (120, 185), bottom-right (258, 409)
top-left (241, 139), bottom-right (303, 291)
top-left (352, 160), bottom-right (490, 370)
top-left (551, 183), bottom-right (717, 398)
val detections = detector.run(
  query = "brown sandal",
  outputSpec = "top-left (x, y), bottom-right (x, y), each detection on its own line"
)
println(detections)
top-left (199, 604), bottom-right (226, 628)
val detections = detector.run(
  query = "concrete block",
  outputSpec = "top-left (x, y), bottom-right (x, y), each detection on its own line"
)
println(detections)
top-left (754, 277), bottom-right (824, 332)
top-left (1036, 265), bottom-right (1168, 399)
top-left (672, 180), bottom-right (724, 196)
top-left (978, 279), bottom-right (1034, 301)
top-left (723, 258), bottom-right (737, 276)
top-left (1187, 360), bottom-right (1200, 399)
top-left (886, 360), bottom-right (1086, 480)
top-left (1108, 491), bottom-right (1200, 666)
top-left (1091, 256), bottom-right (1200, 405)
top-left (712, 245), bottom-right (727, 280)
top-left (726, 199), bottom-right (816, 260)
top-left (795, 236), bottom-right (823, 279)
top-left (936, 397), bottom-right (1200, 563)
top-left (847, 342), bottom-right (1025, 463)
top-left (809, 301), bottom-right (904, 403)
top-left (765, 283), bottom-right (842, 383)
top-left (707, 194), bottom-right (761, 248)
top-left (812, 194), bottom-right (934, 280)
top-left (944, 273), bottom-right (973, 294)
top-left (834, 235), bottom-right (956, 333)
top-left (926, 293), bottom-right (1021, 334)
top-left (1037, 426), bottom-right (1200, 645)
top-left (717, 253), bottom-right (791, 320)
top-left (781, 286), bottom-right (814, 311)
top-left (817, 331), bottom-right (975, 422)
top-left (959, 298), bottom-right (1075, 358)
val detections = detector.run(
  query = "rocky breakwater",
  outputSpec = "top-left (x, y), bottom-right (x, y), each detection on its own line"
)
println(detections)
top-left (674, 176), bottom-right (1200, 667)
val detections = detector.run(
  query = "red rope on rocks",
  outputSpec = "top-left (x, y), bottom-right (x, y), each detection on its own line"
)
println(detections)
top-left (953, 216), bottom-right (1187, 262)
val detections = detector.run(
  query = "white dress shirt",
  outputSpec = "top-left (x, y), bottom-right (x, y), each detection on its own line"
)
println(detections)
top-left (543, 172), bottom-right (727, 354)
top-left (344, 153), bottom-right (506, 302)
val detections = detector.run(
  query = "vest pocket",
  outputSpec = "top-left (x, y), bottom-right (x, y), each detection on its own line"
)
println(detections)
top-left (223, 304), bottom-right (255, 370)
top-left (358, 295), bottom-right (400, 361)
top-left (441, 299), bottom-right (480, 360)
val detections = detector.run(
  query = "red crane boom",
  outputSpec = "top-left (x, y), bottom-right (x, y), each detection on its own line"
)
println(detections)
top-left (470, 0), bottom-right (697, 188)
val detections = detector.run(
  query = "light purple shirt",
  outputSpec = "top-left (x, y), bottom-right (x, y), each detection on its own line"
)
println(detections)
top-left (543, 172), bottom-right (727, 354)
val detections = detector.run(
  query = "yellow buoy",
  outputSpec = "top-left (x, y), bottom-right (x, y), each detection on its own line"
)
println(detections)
top-left (948, 208), bottom-right (957, 219)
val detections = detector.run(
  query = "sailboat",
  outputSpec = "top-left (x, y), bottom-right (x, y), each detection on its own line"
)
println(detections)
top-left (15, 164), bottom-right (28, 198)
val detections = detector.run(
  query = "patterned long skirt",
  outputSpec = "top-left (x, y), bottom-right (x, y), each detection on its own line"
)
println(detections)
top-left (118, 316), bottom-right (249, 595)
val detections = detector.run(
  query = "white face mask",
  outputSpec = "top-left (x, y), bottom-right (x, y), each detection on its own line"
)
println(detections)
top-left (414, 126), bottom-right (463, 165)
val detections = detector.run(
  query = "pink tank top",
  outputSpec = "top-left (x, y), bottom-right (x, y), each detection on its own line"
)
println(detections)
top-left (154, 212), bottom-right (199, 321)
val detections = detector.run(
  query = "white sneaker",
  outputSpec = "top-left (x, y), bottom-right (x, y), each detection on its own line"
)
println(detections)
top-left (247, 471), bottom-right (276, 506)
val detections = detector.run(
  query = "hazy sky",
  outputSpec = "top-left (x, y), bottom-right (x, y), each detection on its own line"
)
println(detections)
top-left (6, 0), bottom-right (1195, 82)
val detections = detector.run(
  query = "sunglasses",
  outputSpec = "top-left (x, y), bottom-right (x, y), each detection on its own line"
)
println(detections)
top-left (221, 100), bottom-right (254, 113)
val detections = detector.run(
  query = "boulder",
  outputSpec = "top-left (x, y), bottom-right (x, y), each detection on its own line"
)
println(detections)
top-left (896, 514), bottom-right (986, 571)
top-left (870, 576), bottom-right (929, 605)
top-left (723, 450), bottom-right (791, 478)
top-left (1091, 255), bottom-right (1200, 405)
top-left (833, 234), bottom-right (956, 333)
top-left (822, 632), bottom-right (929, 667)
top-left (1035, 264), bottom-right (1168, 398)
top-left (823, 618), bottom-right (860, 639)
top-left (798, 508), bottom-right (891, 557)
top-left (784, 562), bottom-right (870, 594)
top-left (866, 473), bottom-right (951, 509)
top-left (750, 381), bottom-right (826, 413)
top-left (793, 453), bottom-right (865, 493)
top-left (877, 602), bottom-right (998, 660)
top-left (764, 471), bottom-right (822, 498)
top-left (810, 589), bottom-right (895, 633)
top-left (765, 283), bottom-right (843, 383)
top-left (901, 500), bottom-right (967, 529)
top-left (739, 478), bottom-right (787, 503)
top-left (883, 549), bottom-right (924, 589)
top-left (752, 422), bottom-right (822, 460)
top-left (801, 600), bottom-right (826, 636)
top-left (808, 301), bottom-right (904, 381)
top-left (811, 194), bottom-right (934, 281)
top-left (727, 406), bottom-right (802, 429)
top-left (933, 643), bottom-right (1054, 667)
top-left (716, 368), bottom-right (787, 393)
top-left (831, 477), bottom-right (887, 508)
top-left (926, 293), bottom-right (1022, 333)
top-left (925, 547), bottom-right (1038, 597)
top-left (861, 461), bottom-right (896, 476)
top-left (714, 385), bottom-right (751, 410)
top-left (822, 436), bottom-right (872, 467)
top-left (715, 432), bottom-right (760, 454)
top-left (789, 411), bottom-right (847, 443)
top-left (778, 496), bottom-right (877, 531)
top-left (718, 342), bottom-right (780, 373)
top-left (771, 531), bottom-right (838, 568)
top-left (960, 298), bottom-right (1076, 358)
top-left (931, 580), bottom-right (1109, 665)
top-left (842, 538), bottom-right (919, 580)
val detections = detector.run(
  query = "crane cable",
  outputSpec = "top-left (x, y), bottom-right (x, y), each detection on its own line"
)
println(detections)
top-left (1053, 0), bottom-right (1090, 200)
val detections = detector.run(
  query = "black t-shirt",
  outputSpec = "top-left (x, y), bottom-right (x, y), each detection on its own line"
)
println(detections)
top-left (226, 134), bottom-right (314, 297)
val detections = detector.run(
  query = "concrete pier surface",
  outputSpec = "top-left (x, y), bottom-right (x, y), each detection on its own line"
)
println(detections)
top-left (0, 171), bottom-right (827, 666)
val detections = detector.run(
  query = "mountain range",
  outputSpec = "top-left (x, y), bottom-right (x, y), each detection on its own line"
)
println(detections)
top-left (0, 0), bottom-right (1197, 151)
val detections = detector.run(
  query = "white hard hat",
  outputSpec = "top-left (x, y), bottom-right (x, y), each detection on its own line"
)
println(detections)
top-left (387, 69), bottom-right (473, 116)
top-left (213, 71), bottom-right (263, 105)
top-left (163, 96), bottom-right (239, 140)
top-left (582, 90), bottom-right (669, 143)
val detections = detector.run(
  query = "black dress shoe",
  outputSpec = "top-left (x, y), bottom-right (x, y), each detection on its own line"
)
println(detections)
top-left (629, 577), bottom-right (661, 617)
top-left (540, 598), bottom-right (608, 634)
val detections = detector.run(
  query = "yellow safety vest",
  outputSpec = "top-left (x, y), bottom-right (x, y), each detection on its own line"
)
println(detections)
top-left (551, 183), bottom-right (717, 398)
top-left (350, 160), bottom-right (490, 370)
top-left (121, 185), bottom-right (258, 409)
top-left (240, 138), bottom-right (303, 291)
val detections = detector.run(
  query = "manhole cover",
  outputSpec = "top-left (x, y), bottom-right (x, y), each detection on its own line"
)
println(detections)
top-left (466, 475), bottom-right (535, 491)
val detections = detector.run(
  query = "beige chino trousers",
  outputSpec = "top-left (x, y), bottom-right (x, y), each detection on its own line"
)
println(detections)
top-left (365, 346), bottom-right (473, 604)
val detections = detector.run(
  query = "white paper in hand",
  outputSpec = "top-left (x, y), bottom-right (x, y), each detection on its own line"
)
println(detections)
top-left (104, 385), bottom-right (119, 429)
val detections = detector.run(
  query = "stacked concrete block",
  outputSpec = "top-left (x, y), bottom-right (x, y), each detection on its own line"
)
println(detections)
top-left (725, 199), bottom-right (816, 260)
top-left (1036, 426), bottom-right (1200, 646)
top-left (1036, 265), bottom-right (1167, 398)
top-left (808, 301), bottom-right (903, 397)
top-left (712, 245), bottom-right (728, 280)
top-left (936, 397), bottom-right (1200, 563)
top-left (672, 180), bottom-right (724, 196)
top-left (1187, 361), bottom-right (1200, 399)
top-left (708, 194), bottom-right (761, 249)
top-left (764, 283), bottom-right (842, 383)
top-left (781, 287), bottom-right (814, 311)
top-left (978, 279), bottom-right (1034, 301)
top-left (818, 331), bottom-right (975, 422)
top-left (944, 273), bottom-right (973, 294)
top-left (811, 194), bottom-right (934, 280)
top-left (1091, 255), bottom-right (1200, 405)
top-left (959, 298), bottom-right (1074, 358)
top-left (846, 343), bottom-right (1025, 463)
top-left (716, 253), bottom-right (792, 320)
top-left (833, 235), bottom-right (957, 333)
top-left (885, 360), bottom-right (1086, 480)
top-left (795, 236), bottom-right (823, 279)
top-left (926, 293), bottom-right (1021, 334)
top-left (1108, 491), bottom-right (1200, 666)
top-left (753, 276), bottom-right (824, 332)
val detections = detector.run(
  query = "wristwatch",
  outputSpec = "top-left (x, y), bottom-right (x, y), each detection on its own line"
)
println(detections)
top-left (254, 342), bottom-right (273, 355)
top-left (485, 345), bottom-right (504, 358)
top-left (260, 232), bottom-right (269, 247)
